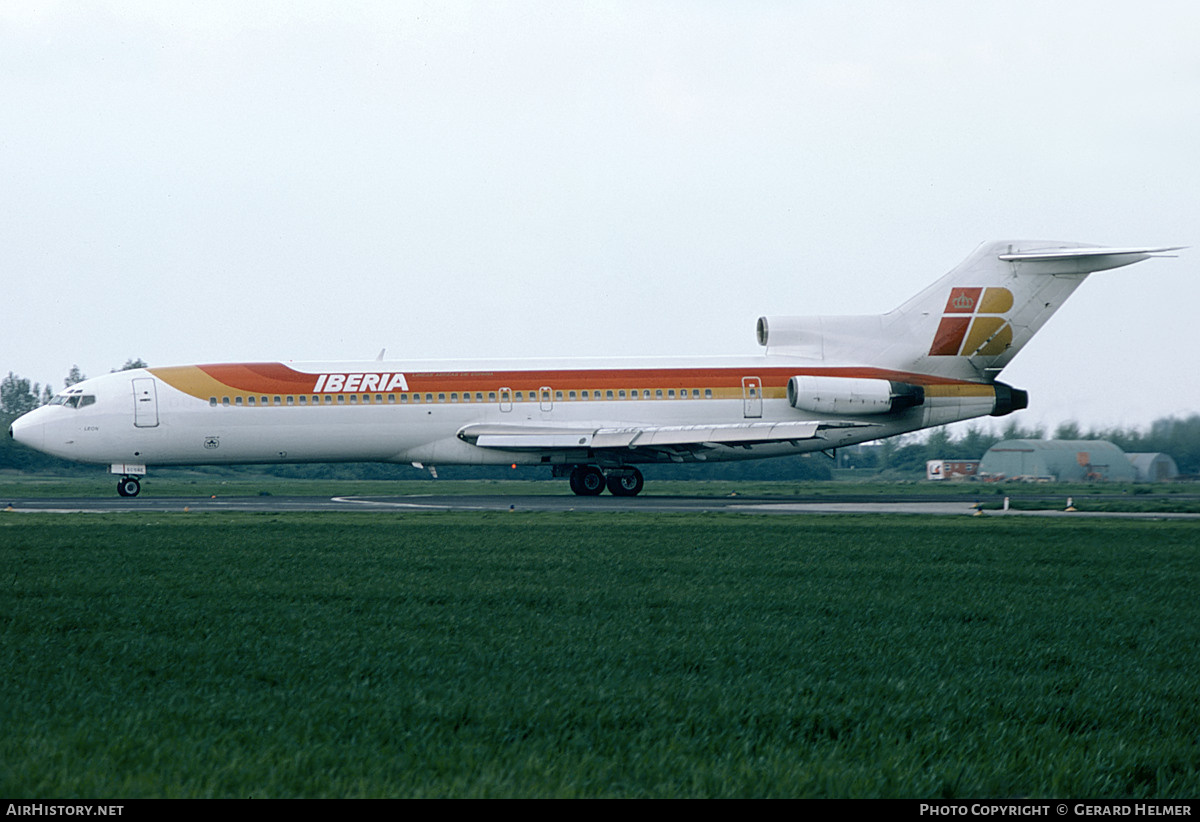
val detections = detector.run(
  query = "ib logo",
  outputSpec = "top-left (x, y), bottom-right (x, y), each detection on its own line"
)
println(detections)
top-left (929, 287), bottom-right (1014, 357)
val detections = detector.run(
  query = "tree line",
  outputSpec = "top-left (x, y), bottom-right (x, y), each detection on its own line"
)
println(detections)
top-left (2, 362), bottom-right (1197, 478)
top-left (853, 417), bottom-right (1200, 477)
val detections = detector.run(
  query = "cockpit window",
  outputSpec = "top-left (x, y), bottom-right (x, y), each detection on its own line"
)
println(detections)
top-left (48, 392), bottom-right (96, 409)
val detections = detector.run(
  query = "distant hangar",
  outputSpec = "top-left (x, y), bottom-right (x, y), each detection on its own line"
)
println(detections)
top-left (1126, 452), bottom-right (1180, 482)
top-left (978, 440), bottom-right (1178, 482)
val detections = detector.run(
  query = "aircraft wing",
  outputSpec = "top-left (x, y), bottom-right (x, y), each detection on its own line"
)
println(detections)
top-left (457, 420), bottom-right (874, 457)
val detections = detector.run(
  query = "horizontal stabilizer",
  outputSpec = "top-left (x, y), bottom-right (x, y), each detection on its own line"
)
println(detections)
top-left (997, 245), bottom-right (1185, 275)
top-left (998, 245), bottom-right (1183, 260)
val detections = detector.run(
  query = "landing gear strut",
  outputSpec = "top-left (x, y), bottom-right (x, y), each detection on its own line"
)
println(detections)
top-left (568, 465), bottom-right (643, 497)
top-left (116, 476), bottom-right (141, 497)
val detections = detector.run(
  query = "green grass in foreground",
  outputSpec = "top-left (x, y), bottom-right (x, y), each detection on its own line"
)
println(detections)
top-left (2, 512), bottom-right (1199, 797)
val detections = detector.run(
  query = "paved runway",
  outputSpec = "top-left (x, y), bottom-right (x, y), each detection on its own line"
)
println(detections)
top-left (5, 494), bottom-right (1199, 518)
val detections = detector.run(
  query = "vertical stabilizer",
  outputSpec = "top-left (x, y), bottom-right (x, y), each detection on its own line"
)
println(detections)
top-left (758, 241), bottom-right (1181, 381)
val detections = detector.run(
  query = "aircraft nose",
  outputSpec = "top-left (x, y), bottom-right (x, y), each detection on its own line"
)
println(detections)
top-left (9, 413), bottom-right (45, 452)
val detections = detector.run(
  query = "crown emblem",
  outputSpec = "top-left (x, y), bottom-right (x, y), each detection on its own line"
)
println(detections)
top-left (951, 293), bottom-right (975, 310)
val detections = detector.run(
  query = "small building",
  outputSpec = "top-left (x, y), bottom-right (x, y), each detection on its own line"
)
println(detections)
top-left (926, 460), bottom-right (981, 480)
top-left (1126, 453), bottom-right (1180, 482)
top-left (980, 440), bottom-right (1136, 482)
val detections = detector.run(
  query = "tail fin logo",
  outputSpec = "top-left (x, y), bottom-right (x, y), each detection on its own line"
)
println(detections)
top-left (929, 287), bottom-right (1014, 357)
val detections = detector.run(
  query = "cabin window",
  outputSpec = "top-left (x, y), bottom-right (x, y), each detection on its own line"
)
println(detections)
top-left (337, 395), bottom-right (345, 404)
top-left (450, 393), bottom-right (458, 403)
top-left (438, 393), bottom-right (446, 403)
top-left (704, 388), bottom-right (712, 398)
top-left (655, 389), bottom-right (663, 399)
top-left (387, 394), bottom-right (395, 404)
top-left (235, 397), bottom-right (243, 406)
top-left (606, 390), bottom-right (614, 399)
top-left (247, 396), bottom-right (256, 406)
top-left (222, 397), bottom-right (230, 406)
top-left (298, 396), bottom-right (307, 405)
top-left (210, 397), bottom-right (217, 406)
top-left (425, 394), bottom-right (433, 403)
top-left (618, 390), bottom-right (626, 399)
top-left (323, 395), bottom-right (333, 405)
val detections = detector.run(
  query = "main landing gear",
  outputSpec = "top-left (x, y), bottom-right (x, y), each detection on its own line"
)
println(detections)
top-left (116, 476), bottom-right (141, 497)
top-left (568, 465), bottom-right (644, 497)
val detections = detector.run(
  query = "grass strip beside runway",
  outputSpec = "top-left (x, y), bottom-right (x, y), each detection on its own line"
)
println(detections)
top-left (2, 512), bottom-right (1198, 797)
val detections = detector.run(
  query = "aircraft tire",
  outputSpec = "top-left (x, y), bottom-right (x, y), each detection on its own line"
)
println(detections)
top-left (570, 465), bottom-right (605, 496)
top-left (606, 469), bottom-right (644, 497)
top-left (117, 477), bottom-right (141, 497)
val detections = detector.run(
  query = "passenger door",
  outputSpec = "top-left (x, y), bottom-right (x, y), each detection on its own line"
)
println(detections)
top-left (132, 378), bottom-right (159, 428)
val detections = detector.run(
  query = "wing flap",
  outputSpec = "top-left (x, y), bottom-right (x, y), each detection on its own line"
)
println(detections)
top-left (459, 420), bottom-right (863, 452)
top-left (597, 421), bottom-right (822, 448)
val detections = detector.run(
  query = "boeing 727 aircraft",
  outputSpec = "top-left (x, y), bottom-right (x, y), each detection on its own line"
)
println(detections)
top-left (9, 240), bottom-right (1181, 497)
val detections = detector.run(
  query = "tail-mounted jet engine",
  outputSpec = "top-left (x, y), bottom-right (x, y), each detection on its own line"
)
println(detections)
top-left (787, 376), bottom-right (924, 415)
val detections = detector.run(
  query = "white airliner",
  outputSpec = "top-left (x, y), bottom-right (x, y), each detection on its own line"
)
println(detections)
top-left (9, 240), bottom-right (1181, 497)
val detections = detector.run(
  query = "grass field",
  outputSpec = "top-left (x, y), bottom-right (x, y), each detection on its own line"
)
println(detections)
top-left (2, 511), bottom-right (1198, 797)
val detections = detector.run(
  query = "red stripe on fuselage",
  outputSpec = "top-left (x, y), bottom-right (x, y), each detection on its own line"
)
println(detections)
top-left (194, 363), bottom-right (980, 394)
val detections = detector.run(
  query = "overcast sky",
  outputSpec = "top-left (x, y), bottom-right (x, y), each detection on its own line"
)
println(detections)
top-left (3, 1), bottom-right (1197, 432)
